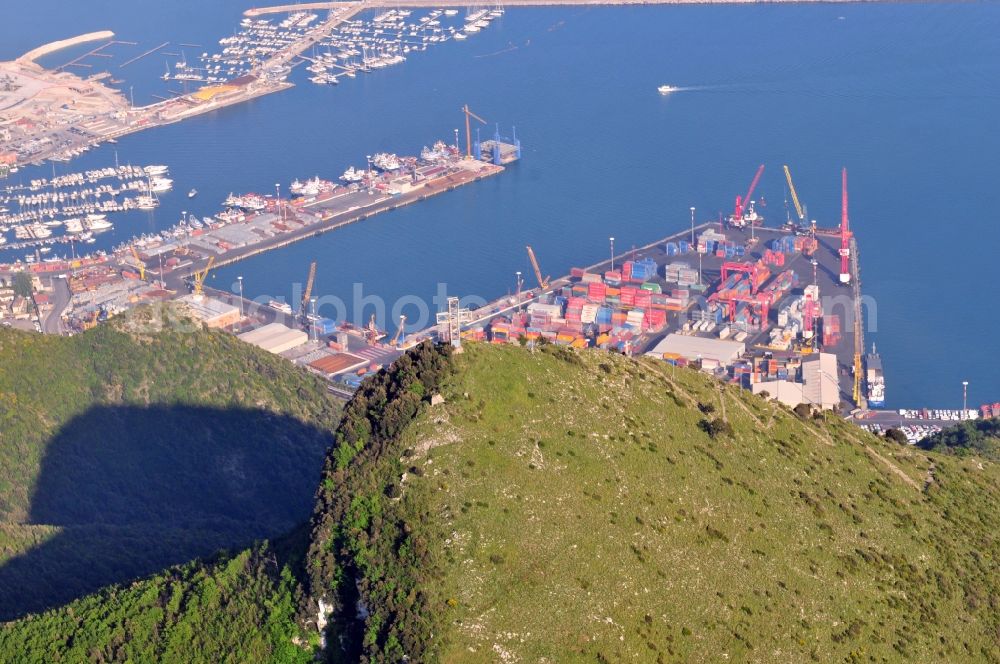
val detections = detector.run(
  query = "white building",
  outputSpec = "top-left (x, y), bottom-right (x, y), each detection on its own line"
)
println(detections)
top-left (752, 352), bottom-right (840, 410)
top-left (645, 334), bottom-right (746, 368)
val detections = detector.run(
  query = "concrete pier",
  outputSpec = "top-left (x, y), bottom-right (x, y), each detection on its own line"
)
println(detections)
top-left (17, 31), bottom-right (116, 64)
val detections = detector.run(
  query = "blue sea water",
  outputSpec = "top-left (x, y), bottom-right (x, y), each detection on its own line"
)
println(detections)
top-left (3, 1), bottom-right (999, 409)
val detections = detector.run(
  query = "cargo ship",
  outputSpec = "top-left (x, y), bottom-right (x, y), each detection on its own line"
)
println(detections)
top-left (866, 344), bottom-right (886, 408)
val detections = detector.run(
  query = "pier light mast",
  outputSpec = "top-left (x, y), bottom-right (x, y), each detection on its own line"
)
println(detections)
top-left (690, 207), bottom-right (695, 245)
top-left (839, 168), bottom-right (851, 285)
top-left (609, 237), bottom-right (615, 272)
top-left (237, 275), bottom-right (244, 317)
top-left (963, 381), bottom-right (969, 420)
top-left (515, 271), bottom-right (523, 314)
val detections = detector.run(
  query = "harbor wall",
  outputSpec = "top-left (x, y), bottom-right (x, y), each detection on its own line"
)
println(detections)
top-left (16, 31), bottom-right (115, 65)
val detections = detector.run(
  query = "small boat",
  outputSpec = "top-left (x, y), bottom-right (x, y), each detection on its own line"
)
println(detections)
top-left (658, 84), bottom-right (678, 95)
top-left (188, 188), bottom-right (198, 198)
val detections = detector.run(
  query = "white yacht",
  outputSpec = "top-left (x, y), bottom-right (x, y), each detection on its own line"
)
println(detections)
top-left (148, 177), bottom-right (173, 193)
top-left (86, 217), bottom-right (113, 231)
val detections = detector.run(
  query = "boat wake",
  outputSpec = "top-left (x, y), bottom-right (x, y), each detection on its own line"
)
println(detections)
top-left (475, 42), bottom-right (519, 59)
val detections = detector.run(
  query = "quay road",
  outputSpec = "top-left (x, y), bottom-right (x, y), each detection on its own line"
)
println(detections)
top-left (41, 275), bottom-right (71, 335)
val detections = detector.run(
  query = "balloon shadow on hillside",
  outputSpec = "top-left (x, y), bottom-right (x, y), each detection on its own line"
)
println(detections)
top-left (0, 403), bottom-right (333, 621)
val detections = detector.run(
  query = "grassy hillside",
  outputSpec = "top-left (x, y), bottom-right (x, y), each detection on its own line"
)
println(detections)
top-left (0, 542), bottom-right (312, 664)
top-left (0, 303), bottom-right (341, 620)
top-left (308, 343), bottom-right (1000, 662)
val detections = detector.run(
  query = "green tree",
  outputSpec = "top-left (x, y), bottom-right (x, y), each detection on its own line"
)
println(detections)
top-left (12, 272), bottom-right (33, 298)
top-left (885, 428), bottom-right (908, 445)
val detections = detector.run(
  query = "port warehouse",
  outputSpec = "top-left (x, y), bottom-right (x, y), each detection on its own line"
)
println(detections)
top-left (466, 223), bottom-right (864, 410)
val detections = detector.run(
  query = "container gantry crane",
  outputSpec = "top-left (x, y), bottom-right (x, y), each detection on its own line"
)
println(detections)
top-left (525, 245), bottom-right (550, 290)
top-left (462, 104), bottom-right (487, 158)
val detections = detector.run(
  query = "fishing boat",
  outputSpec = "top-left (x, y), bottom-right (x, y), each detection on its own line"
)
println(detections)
top-left (658, 84), bottom-right (678, 94)
top-left (340, 166), bottom-right (365, 183)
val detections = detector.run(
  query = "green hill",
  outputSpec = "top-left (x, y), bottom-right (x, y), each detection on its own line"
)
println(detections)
top-left (306, 342), bottom-right (1000, 662)
top-left (0, 540), bottom-right (312, 664)
top-left (0, 303), bottom-right (341, 620)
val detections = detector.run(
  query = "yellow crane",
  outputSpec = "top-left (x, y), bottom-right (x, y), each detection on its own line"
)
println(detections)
top-left (129, 245), bottom-right (146, 281)
top-left (526, 245), bottom-right (550, 290)
top-left (300, 260), bottom-right (317, 320)
top-left (853, 350), bottom-right (864, 406)
top-left (192, 256), bottom-right (215, 297)
top-left (462, 104), bottom-right (487, 158)
top-left (389, 314), bottom-right (407, 347)
top-left (782, 165), bottom-right (806, 224)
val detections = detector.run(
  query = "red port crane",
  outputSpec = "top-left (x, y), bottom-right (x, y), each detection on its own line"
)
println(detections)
top-left (839, 168), bottom-right (851, 285)
top-left (731, 164), bottom-right (765, 227)
top-left (719, 260), bottom-right (770, 295)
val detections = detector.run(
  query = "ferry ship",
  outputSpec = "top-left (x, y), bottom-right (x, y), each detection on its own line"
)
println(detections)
top-left (865, 344), bottom-right (886, 408)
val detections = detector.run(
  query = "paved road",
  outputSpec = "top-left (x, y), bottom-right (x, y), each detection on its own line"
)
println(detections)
top-left (42, 275), bottom-right (70, 334)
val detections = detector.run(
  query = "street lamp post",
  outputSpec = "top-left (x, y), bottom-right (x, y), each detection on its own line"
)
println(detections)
top-left (962, 381), bottom-right (969, 420)
top-left (515, 271), bottom-right (523, 313)
top-left (690, 206), bottom-right (696, 245)
top-left (311, 297), bottom-right (318, 340)
top-left (275, 183), bottom-right (281, 220)
top-left (609, 236), bottom-right (615, 272)
top-left (237, 276), bottom-right (244, 318)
